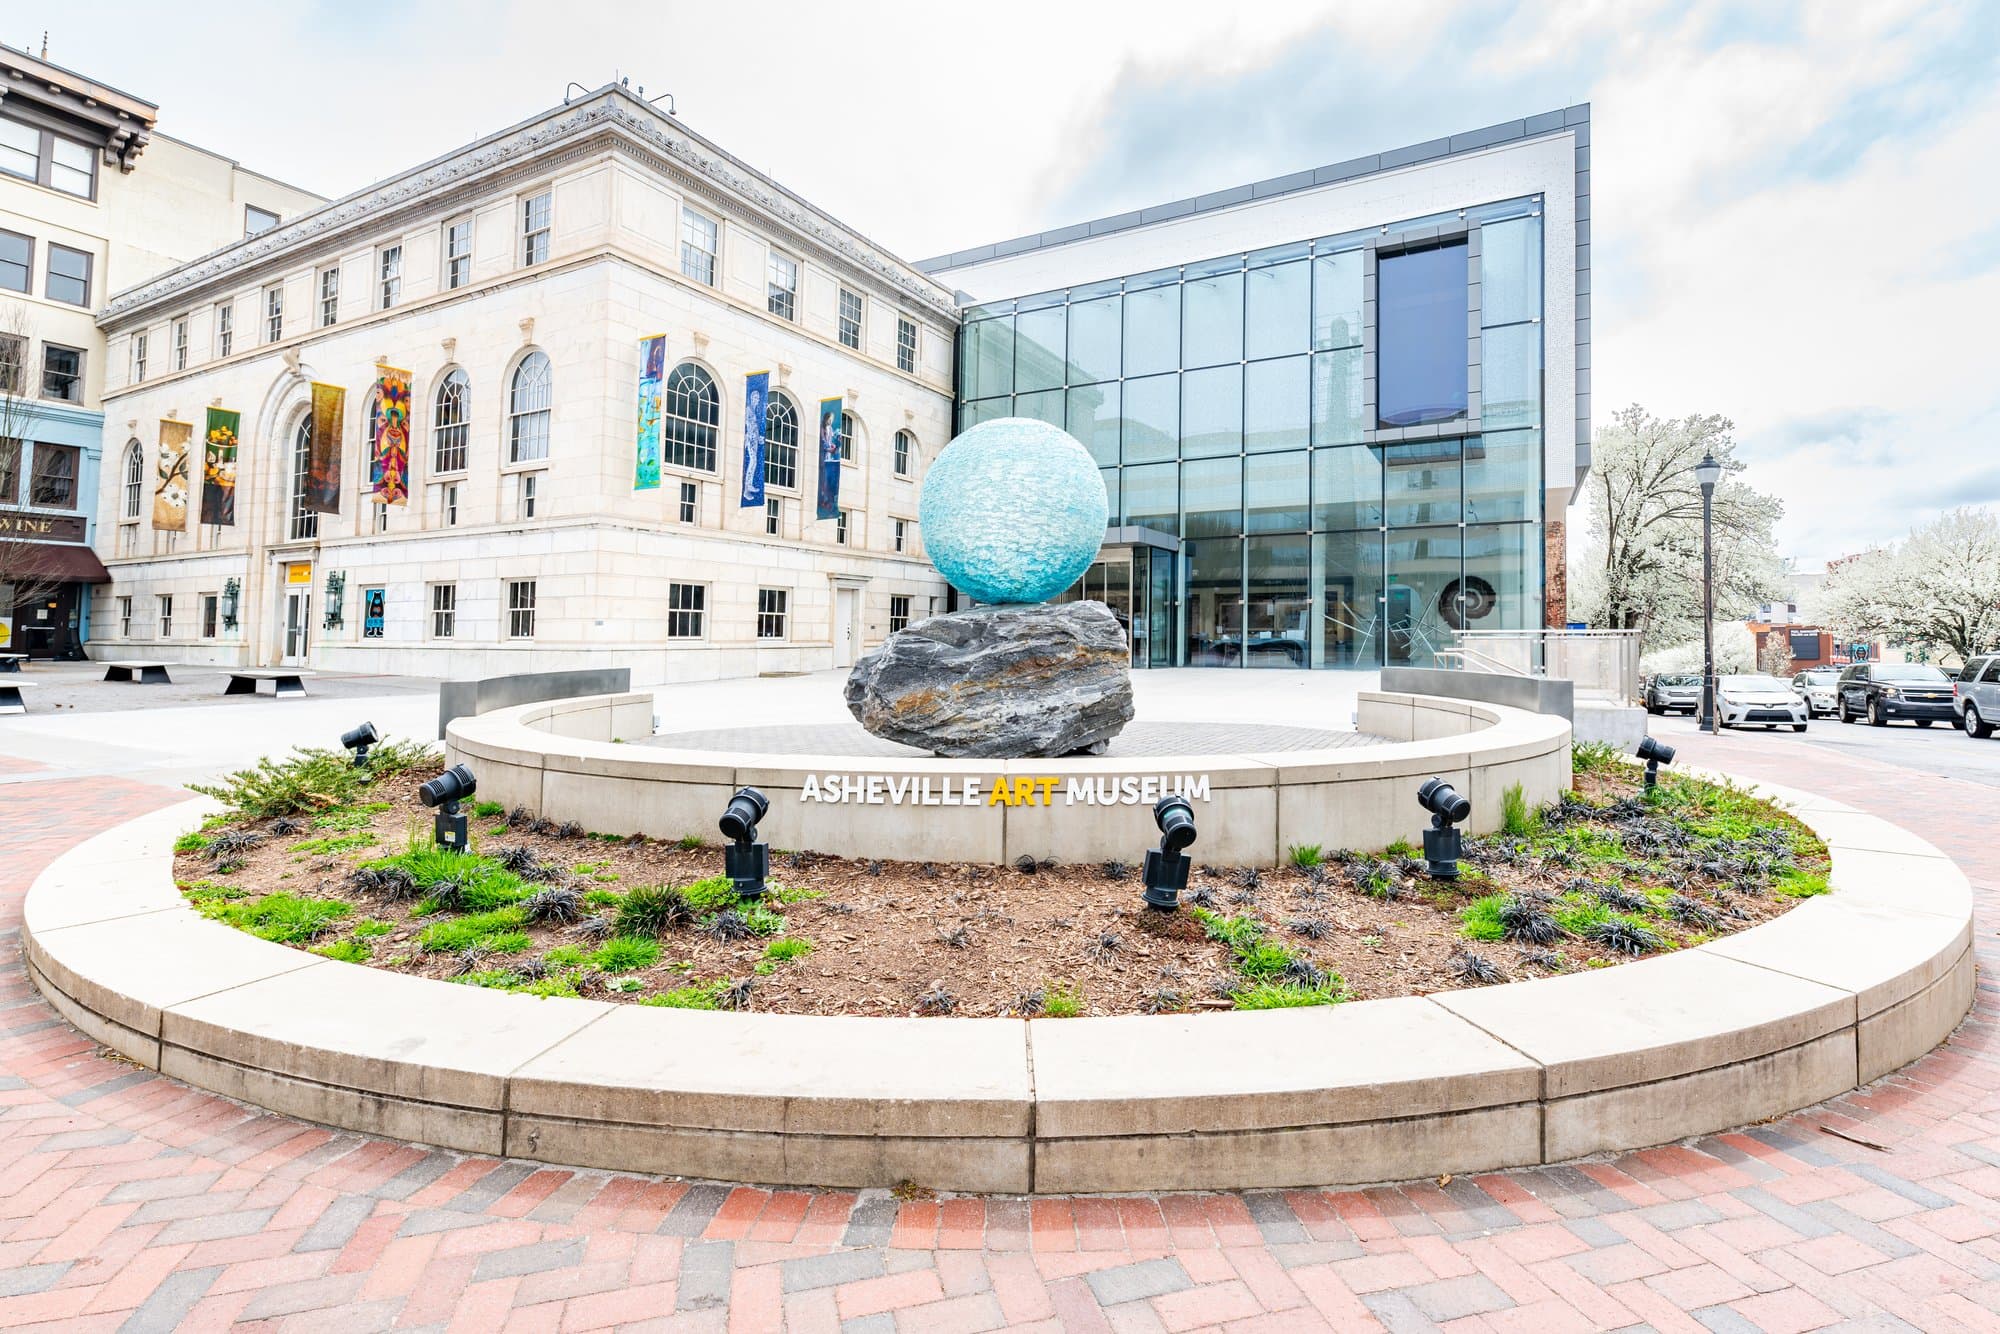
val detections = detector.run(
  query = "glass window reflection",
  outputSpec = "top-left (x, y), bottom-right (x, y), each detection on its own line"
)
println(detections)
top-left (1318, 530), bottom-right (1383, 668)
top-left (1124, 282), bottom-right (1180, 377)
top-left (1014, 306), bottom-right (1065, 392)
top-left (1377, 243), bottom-right (1468, 428)
top-left (1181, 456), bottom-right (1242, 538)
top-left (1462, 429), bottom-right (1540, 524)
top-left (1312, 446), bottom-right (1383, 532)
top-left (1067, 296), bottom-right (1121, 384)
top-left (1245, 261), bottom-right (1309, 361)
top-left (1182, 270), bottom-right (1243, 368)
top-left (1310, 347), bottom-right (1364, 445)
top-left (1247, 533), bottom-right (1311, 668)
top-left (1480, 323), bottom-right (1542, 431)
top-left (963, 319), bottom-right (1012, 400)
top-left (1246, 451), bottom-right (1309, 533)
top-left (1122, 373), bottom-right (1179, 464)
top-left (1479, 216), bottom-right (1541, 328)
top-left (1068, 382), bottom-right (1120, 466)
top-left (1383, 439), bottom-right (1461, 527)
top-left (1312, 248), bottom-right (1363, 350)
top-left (1245, 356), bottom-right (1308, 454)
top-left (1181, 366), bottom-right (1242, 458)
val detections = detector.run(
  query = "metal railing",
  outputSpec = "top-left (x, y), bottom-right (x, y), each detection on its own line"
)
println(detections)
top-left (1438, 628), bottom-right (1644, 705)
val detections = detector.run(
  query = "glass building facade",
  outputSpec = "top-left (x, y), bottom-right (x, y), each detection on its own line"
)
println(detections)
top-left (956, 196), bottom-right (1547, 669)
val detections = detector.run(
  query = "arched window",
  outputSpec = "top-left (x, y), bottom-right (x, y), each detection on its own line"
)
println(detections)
top-left (364, 388), bottom-right (383, 481)
top-left (433, 369), bottom-right (468, 472)
top-left (122, 440), bottom-right (144, 519)
top-left (893, 429), bottom-right (915, 478)
top-left (663, 362), bottom-right (718, 472)
top-left (508, 350), bottom-right (551, 463)
top-left (288, 415), bottom-right (317, 541)
top-left (764, 392), bottom-right (799, 490)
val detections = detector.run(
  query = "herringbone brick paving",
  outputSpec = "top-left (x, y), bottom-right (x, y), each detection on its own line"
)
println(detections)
top-left (0, 733), bottom-right (1996, 1331)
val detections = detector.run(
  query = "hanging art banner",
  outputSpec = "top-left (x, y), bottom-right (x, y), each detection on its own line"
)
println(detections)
top-left (152, 420), bottom-right (191, 531)
top-left (815, 396), bottom-right (843, 521)
top-left (370, 366), bottom-right (411, 506)
top-left (199, 407), bottom-right (240, 527)
top-left (303, 381), bottom-right (344, 514)
top-left (740, 371), bottom-right (769, 508)
top-left (634, 335), bottom-right (665, 491)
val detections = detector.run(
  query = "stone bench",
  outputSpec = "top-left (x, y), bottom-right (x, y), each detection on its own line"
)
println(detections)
top-left (102, 661), bottom-right (172, 685)
top-left (0, 680), bottom-right (32, 714)
top-left (0, 653), bottom-right (26, 673)
top-left (223, 669), bottom-right (314, 699)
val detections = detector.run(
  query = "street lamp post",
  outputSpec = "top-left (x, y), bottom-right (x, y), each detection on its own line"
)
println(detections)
top-left (1694, 453), bottom-right (1723, 734)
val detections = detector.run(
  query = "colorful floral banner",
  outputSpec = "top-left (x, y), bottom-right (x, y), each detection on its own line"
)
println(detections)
top-left (371, 366), bottom-right (411, 506)
top-left (305, 382), bottom-right (344, 514)
top-left (740, 371), bottom-right (769, 508)
top-left (199, 407), bottom-right (239, 527)
top-left (635, 336), bottom-right (665, 491)
top-left (816, 397), bottom-right (843, 521)
top-left (152, 420), bottom-right (190, 531)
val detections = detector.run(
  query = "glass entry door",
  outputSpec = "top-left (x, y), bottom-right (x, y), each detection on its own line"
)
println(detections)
top-left (283, 590), bottom-right (311, 664)
top-left (1065, 550), bottom-right (1149, 668)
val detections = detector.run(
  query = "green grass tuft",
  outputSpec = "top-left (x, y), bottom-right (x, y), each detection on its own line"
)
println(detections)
top-left (681, 876), bottom-right (739, 914)
top-left (1571, 740), bottom-right (1625, 775)
top-left (763, 937), bottom-right (812, 963)
top-left (1459, 894), bottom-right (1508, 942)
top-left (591, 936), bottom-right (661, 971)
top-left (417, 908), bottom-right (528, 954)
top-left (643, 979), bottom-right (732, 1009)
top-left (311, 939), bottom-right (370, 963)
top-left (1775, 868), bottom-right (1831, 898)
top-left (1041, 981), bottom-right (1085, 1018)
top-left (1287, 843), bottom-right (1325, 869)
top-left (469, 800), bottom-right (506, 818)
top-left (293, 831), bottom-right (377, 856)
top-left (173, 831), bottom-right (211, 853)
top-left (1500, 783), bottom-right (1535, 837)
top-left (353, 919), bottom-right (394, 937)
top-left (209, 893), bottom-right (351, 944)
top-left (1231, 978), bottom-right (1347, 1009)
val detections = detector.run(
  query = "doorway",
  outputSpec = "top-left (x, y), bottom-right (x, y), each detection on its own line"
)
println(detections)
top-left (283, 589), bottom-right (312, 665)
top-left (833, 586), bottom-right (860, 667)
top-left (10, 583), bottom-right (81, 659)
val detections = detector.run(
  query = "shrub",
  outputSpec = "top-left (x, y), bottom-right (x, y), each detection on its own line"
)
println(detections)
top-left (591, 936), bottom-right (661, 972)
top-left (1572, 740), bottom-right (1624, 776)
top-left (1287, 843), bottom-right (1326, 869)
top-left (190, 739), bottom-right (438, 820)
top-left (1287, 917), bottom-right (1332, 940)
top-left (1233, 939), bottom-right (1298, 978)
top-left (1663, 894), bottom-right (1722, 929)
top-left (495, 845), bottom-right (561, 881)
top-left (569, 913), bottom-right (613, 942)
top-left (614, 884), bottom-right (692, 936)
top-left (1500, 783), bottom-right (1535, 837)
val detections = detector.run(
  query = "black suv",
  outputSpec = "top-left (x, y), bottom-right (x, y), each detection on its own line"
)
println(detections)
top-left (1836, 662), bottom-right (1956, 727)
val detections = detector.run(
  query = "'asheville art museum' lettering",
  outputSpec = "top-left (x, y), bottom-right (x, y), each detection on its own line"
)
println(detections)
top-left (798, 774), bottom-right (1212, 807)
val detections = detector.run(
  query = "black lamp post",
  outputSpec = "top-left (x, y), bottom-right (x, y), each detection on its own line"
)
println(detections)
top-left (1694, 453), bottom-right (1723, 734)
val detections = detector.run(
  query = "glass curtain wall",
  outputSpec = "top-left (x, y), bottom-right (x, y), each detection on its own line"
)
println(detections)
top-left (959, 199), bottom-right (1545, 667)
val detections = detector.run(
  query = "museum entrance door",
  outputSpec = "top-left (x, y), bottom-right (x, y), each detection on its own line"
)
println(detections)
top-left (1063, 548), bottom-right (1156, 668)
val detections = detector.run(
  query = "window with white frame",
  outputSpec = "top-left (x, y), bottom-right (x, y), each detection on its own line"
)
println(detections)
top-left (893, 429), bottom-right (914, 477)
top-left (894, 517), bottom-right (909, 554)
top-left (118, 596), bottom-right (132, 637)
top-left (834, 509), bottom-right (850, 546)
top-left (430, 583), bottom-right (456, 637)
top-left (287, 415), bottom-right (316, 540)
top-left (756, 588), bottom-right (788, 639)
top-left (0, 117), bottom-right (96, 198)
top-left (837, 412), bottom-right (856, 463)
top-left (667, 582), bottom-right (705, 638)
top-left (764, 392), bottom-right (799, 490)
top-left (518, 471), bottom-right (539, 519)
top-left (444, 218), bottom-right (472, 289)
top-left (521, 191), bottom-right (551, 265)
top-left (764, 497), bottom-right (781, 536)
top-left (766, 251), bottom-right (798, 321)
top-left (663, 363), bottom-right (719, 472)
top-left (680, 208), bottom-right (717, 286)
top-left (131, 332), bottom-right (147, 383)
top-left (215, 303), bottom-right (234, 358)
top-left (896, 317), bottom-right (919, 373)
top-left (244, 204), bottom-right (280, 237)
top-left (837, 288), bottom-right (863, 350)
top-left (508, 351), bottom-right (552, 462)
top-left (507, 580), bottom-right (537, 637)
top-left (369, 500), bottom-right (388, 533)
top-left (118, 524), bottom-right (137, 556)
top-left (0, 335), bottom-right (19, 397)
top-left (157, 595), bottom-right (173, 638)
top-left (0, 230), bottom-right (25, 294)
top-left (890, 594), bottom-right (911, 634)
top-left (677, 480), bottom-right (698, 524)
top-left (441, 482), bottom-right (460, 527)
top-left (317, 267), bottom-right (339, 326)
top-left (432, 369), bottom-right (469, 472)
top-left (378, 245), bottom-right (402, 310)
top-left (121, 440), bottom-right (143, 519)
top-left (172, 317), bottom-right (188, 371)
top-left (201, 594), bottom-right (219, 639)
top-left (264, 285), bottom-right (284, 343)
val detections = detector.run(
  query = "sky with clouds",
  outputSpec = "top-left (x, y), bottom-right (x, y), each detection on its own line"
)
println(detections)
top-left (35, 0), bottom-right (1999, 565)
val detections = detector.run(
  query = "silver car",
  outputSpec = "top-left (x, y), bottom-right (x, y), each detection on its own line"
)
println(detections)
top-left (1790, 667), bottom-right (1841, 718)
top-left (1716, 674), bottom-right (1809, 731)
top-left (1645, 673), bottom-right (1701, 715)
top-left (1956, 653), bottom-right (2000, 739)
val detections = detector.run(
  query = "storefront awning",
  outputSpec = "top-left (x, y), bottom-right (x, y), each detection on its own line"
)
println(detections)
top-left (0, 541), bottom-right (113, 584)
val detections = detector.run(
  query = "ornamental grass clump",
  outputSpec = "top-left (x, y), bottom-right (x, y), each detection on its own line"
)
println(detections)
top-left (1496, 893), bottom-right (1565, 946)
top-left (703, 910), bottom-right (753, 943)
top-left (1663, 893), bottom-right (1722, 929)
top-left (1588, 916), bottom-right (1662, 956)
top-left (523, 884), bottom-right (586, 927)
top-left (1451, 951), bottom-right (1506, 985)
top-left (495, 845), bottom-right (561, 882)
top-left (914, 983), bottom-right (956, 1015)
top-left (612, 884), bottom-right (692, 936)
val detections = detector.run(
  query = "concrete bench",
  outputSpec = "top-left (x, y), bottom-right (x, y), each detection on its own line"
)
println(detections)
top-left (223, 669), bottom-right (314, 699)
top-left (0, 680), bottom-right (33, 714)
top-left (103, 661), bottom-right (172, 685)
top-left (0, 653), bottom-right (26, 673)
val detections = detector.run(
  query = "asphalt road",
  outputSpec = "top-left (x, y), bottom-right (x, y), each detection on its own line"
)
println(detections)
top-left (1648, 704), bottom-right (2000, 788)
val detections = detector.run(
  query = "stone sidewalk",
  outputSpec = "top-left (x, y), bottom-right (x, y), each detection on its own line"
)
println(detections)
top-left (0, 733), bottom-right (1996, 1331)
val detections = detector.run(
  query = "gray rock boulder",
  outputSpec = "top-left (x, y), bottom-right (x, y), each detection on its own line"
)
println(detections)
top-left (844, 601), bottom-right (1135, 758)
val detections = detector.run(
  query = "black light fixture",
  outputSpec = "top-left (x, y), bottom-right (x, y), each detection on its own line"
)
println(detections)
top-left (417, 763), bottom-right (477, 854)
top-left (1636, 736), bottom-right (1676, 790)
top-left (340, 721), bottom-right (380, 768)
top-left (1142, 794), bottom-right (1198, 911)
top-left (719, 786), bottom-right (770, 899)
top-left (220, 578), bottom-right (241, 630)
top-left (1694, 452), bottom-right (1724, 734)
top-left (1417, 777), bottom-right (1472, 879)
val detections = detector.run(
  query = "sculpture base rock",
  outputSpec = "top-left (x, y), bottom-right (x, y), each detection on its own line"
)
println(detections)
top-left (844, 601), bottom-right (1134, 758)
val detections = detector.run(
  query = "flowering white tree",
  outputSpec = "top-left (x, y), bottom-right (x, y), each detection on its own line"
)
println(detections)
top-left (1815, 508), bottom-right (2000, 664)
top-left (1640, 622), bottom-right (1757, 676)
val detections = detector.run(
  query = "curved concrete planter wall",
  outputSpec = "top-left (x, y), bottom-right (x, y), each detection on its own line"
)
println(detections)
top-left (22, 775), bottom-right (1974, 1194)
top-left (443, 690), bottom-right (1574, 868)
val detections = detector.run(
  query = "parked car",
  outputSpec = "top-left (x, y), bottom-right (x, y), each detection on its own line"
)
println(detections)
top-left (1954, 652), bottom-right (2000, 738)
top-left (1644, 672), bottom-right (1701, 715)
top-left (1836, 662), bottom-right (1956, 726)
top-left (1715, 674), bottom-right (1808, 731)
top-left (1789, 667), bottom-right (1842, 718)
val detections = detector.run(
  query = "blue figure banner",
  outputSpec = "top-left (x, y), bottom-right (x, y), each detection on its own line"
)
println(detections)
top-left (634, 335), bottom-right (665, 491)
top-left (816, 396), bottom-right (843, 521)
top-left (741, 371), bottom-right (769, 507)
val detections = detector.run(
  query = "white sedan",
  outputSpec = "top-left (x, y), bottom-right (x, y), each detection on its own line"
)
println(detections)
top-left (1717, 674), bottom-right (1809, 731)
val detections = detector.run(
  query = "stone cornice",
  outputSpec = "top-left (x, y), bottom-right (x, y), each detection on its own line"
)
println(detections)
top-left (99, 91), bottom-right (958, 327)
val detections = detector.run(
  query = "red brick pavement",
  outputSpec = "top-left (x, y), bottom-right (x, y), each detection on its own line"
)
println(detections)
top-left (1, 739), bottom-right (1998, 1331)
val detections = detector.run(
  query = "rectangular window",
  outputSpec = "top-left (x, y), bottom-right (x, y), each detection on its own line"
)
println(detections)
top-left (41, 344), bottom-right (84, 404)
top-left (50, 136), bottom-right (95, 198)
top-left (837, 289), bottom-right (863, 349)
top-left (896, 317), bottom-right (918, 373)
top-left (680, 208), bottom-right (718, 286)
top-left (766, 252), bottom-right (798, 321)
top-left (507, 580), bottom-right (537, 637)
top-left (521, 191), bottom-right (552, 265)
top-left (756, 588), bottom-right (788, 639)
top-left (519, 472), bottom-right (539, 519)
top-left (667, 582), bottom-right (706, 638)
top-left (318, 266), bottom-right (340, 326)
top-left (372, 501), bottom-right (389, 534)
top-left (442, 482), bottom-right (459, 527)
top-left (889, 595), bottom-right (911, 634)
top-left (893, 430), bottom-right (912, 477)
top-left (264, 285), bottom-right (284, 343)
top-left (444, 218), bottom-right (472, 289)
top-left (0, 229), bottom-right (29, 293)
top-left (378, 245), bottom-right (402, 310)
top-left (0, 335), bottom-right (21, 395)
top-left (172, 317), bottom-right (188, 371)
top-left (894, 517), bottom-right (909, 554)
top-left (46, 244), bottom-right (91, 306)
top-left (131, 332), bottom-right (147, 383)
top-left (678, 480), bottom-right (698, 525)
top-left (245, 204), bottom-right (280, 237)
top-left (765, 497), bottom-right (781, 536)
top-left (430, 584), bottom-right (456, 638)
top-left (0, 118), bottom-right (36, 180)
top-left (118, 597), bottom-right (132, 637)
top-left (362, 587), bottom-right (385, 639)
top-left (1376, 243), bottom-right (1469, 428)
top-left (835, 510), bottom-right (850, 546)
top-left (201, 595), bottom-right (219, 639)
top-left (30, 444), bottom-right (79, 508)
top-left (216, 303), bottom-right (234, 358)
top-left (157, 595), bottom-right (173, 638)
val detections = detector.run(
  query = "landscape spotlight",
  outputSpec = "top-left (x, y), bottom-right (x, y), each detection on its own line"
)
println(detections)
top-left (340, 721), bottom-right (380, 768)
top-left (1416, 777), bottom-right (1472, 880)
top-left (719, 786), bottom-right (770, 899)
top-left (417, 763), bottom-right (477, 854)
top-left (1142, 794), bottom-right (1199, 911)
top-left (1636, 736), bottom-right (1677, 790)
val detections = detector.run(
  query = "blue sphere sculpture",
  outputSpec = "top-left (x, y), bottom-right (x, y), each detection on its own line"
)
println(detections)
top-left (918, 418), bottom-right (1108, 605)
